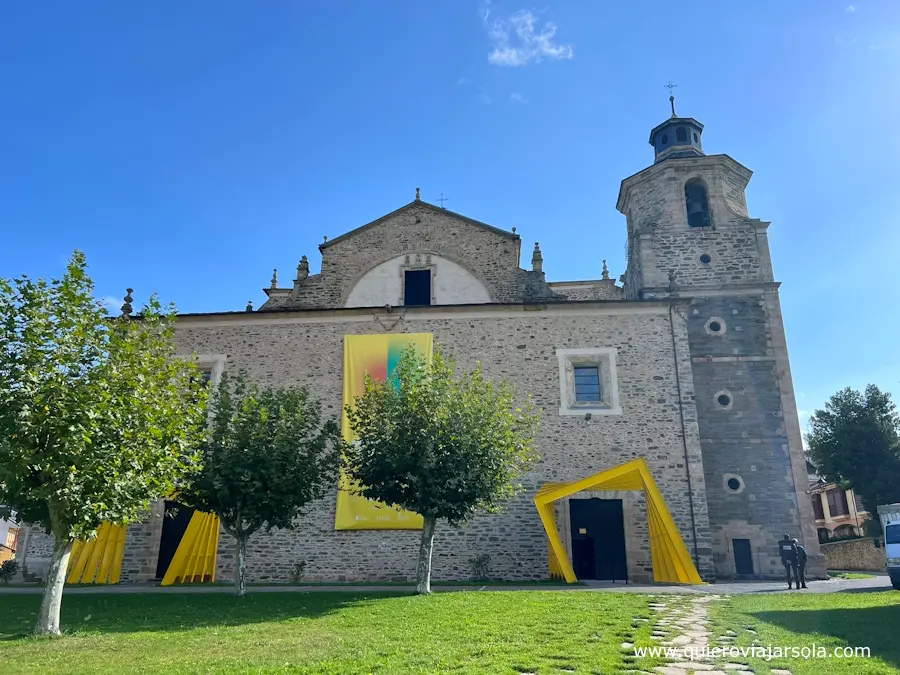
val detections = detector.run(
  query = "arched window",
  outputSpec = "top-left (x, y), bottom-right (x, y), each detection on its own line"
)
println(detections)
top-left (661, 133), bottom-right (668, 145)
top-left (692, 132), bottom-right (699, 143)
top-left (676, 127), bottom-right (687, 142)
top-left (684, 178), bottom-right (711, 228)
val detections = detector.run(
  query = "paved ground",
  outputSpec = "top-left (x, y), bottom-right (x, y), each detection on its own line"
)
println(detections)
top-left (0, 573), bottom-right (892, 595)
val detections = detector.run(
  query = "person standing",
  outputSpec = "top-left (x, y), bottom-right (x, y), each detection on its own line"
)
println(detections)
top-left (793, 538), bottom-right (808, 589)
top-left (778, 534), bottom-right (799, 589)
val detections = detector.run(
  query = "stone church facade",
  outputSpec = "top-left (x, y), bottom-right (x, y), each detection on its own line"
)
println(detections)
top-left (20, 107), bottom-right (823, 584)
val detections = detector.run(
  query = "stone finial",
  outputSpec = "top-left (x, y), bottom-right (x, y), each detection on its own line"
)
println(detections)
top-left (296, 256), bottom-right (309, 283)
top-left (121, 288), bottom-right (134, 316)
top-left (415, 187), bottom-right (421, 201)
top-left (270, 268), bottom-right (278, 289)
top-left (532, 242), bottom-right (543, 273)
top-left (245, 301), bottom-right (253, 312)
top-left (602, 260), bottom-right (610, 281)
top-left (512, 226), bottom-right (517, 234)
top-left (323, 235), bottom-right (328, 243)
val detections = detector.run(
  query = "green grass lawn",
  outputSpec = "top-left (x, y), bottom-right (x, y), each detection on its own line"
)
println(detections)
top-left (0, 590), bottom-right (659, 674)
top-left (828, 571), bottom-right (877, 580)
top-left (710, 591), bottom-right (900, 675)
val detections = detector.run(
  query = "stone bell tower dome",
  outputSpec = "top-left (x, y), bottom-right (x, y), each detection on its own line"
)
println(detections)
top-left (649, 93), bottom-right (705, 163)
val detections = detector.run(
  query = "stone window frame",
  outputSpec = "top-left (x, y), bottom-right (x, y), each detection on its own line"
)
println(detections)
top-left (714, 389), bottom-right (733, 410)
top-left (704, 317), bottom-right (727, 336)
top-left (556, 347), bottom-right (621, 416)
top-left (398, 253), bottom-right (436, 306)
top-left (723, 473), bottom-right (745, 494)
top-left (193, 354), bottom-right (227, 388)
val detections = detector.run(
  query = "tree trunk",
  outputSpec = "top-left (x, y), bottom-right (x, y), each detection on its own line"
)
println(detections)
top-left (34, 534), bottom-right (73, 636)
top-left (415, 516), bottom-right (437, 595)
top-left (235, 534), bottom-right (247, 597)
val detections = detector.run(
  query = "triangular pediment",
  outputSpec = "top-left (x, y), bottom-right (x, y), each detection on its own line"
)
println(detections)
top-left (319, 200), bottom-right (519, 251)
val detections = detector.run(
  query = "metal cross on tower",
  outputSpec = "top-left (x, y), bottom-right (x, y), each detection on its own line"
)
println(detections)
top-left (436, 193), bottom-right (450, 209)
top-left (665, 81), bottom-right (677, 117)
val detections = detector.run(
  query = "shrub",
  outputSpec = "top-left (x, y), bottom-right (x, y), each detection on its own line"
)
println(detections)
top-left (289, 561), bottom-right (307, 584)
top-left (0, 559), bottom-right (19, 584)
top-left (468, 553), bottom-right (492, 581)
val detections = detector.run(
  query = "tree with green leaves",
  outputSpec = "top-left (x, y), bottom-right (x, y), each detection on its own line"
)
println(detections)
top-left (344, 345), bottom-right (540, 594)
top-left (807, 385), bottom-right (900, 513)
top-left (178, 374), bottom-right (343, 596)
top-left (0, 252), bottom-right (208, 636)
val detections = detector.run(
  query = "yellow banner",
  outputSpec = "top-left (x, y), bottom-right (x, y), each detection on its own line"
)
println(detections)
top-left (335, 333), bottom-right (433, 530)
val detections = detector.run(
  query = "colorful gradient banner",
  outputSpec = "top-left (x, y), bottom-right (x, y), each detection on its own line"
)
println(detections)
top-left (335, 333), bottom-right (433, 530)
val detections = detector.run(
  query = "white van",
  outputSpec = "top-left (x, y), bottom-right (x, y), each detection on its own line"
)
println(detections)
top-left (878, 504), bottom-right (900, 590)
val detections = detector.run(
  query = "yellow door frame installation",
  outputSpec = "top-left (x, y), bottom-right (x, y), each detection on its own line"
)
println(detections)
top-left (534, 458), bottom-right (702, 584)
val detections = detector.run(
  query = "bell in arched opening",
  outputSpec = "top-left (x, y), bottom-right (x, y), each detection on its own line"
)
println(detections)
top-left (684, 178), bottom-right (711, 228)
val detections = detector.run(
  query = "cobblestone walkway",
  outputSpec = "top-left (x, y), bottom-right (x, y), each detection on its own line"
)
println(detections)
top-left (619, 595), bottom-right (795, 675)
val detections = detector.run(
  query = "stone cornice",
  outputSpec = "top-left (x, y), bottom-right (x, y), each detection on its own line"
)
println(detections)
top-left (173, 299), bottom-right (680, 328)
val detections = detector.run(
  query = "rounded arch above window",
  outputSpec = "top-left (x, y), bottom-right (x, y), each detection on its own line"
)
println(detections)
top-left (344, 253), bottom-right (493, 308)
top-left (684, 178), bottom-right (711, 228)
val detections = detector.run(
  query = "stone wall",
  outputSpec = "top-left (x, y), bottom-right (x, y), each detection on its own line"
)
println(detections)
top-left (638, 228), bottom-right (761, 290)
top-left (167, 301), bottom-right (713, 583)
top-left (685, 291), bottom-right (821, 579)
top-left (21, 526), bottom-right (54, 578)
top-left (821, 538), bottom-right (886, 572)
top-left (547, 280), bottom-right (624, 301)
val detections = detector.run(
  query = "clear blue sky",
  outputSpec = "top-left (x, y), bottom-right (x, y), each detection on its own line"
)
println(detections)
top-left (2, 1), bottom-right (897, 426)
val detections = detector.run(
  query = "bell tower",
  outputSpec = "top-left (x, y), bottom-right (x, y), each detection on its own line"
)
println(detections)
top-left (616, 100), bottom-right (824, 579)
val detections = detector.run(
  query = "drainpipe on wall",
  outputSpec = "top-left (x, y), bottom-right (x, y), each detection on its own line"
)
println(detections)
top-left (669, 303), bottom-right (701, 570)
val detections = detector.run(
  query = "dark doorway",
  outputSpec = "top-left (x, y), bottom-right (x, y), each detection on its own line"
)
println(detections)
top-left (156, 500), bottom-right (195, 579)
top-left (733, 538), bottom-right (754, 575)
top-left (569, 498), bottom-right (628, 581)
top-left (404, 269), bottom-right (431, 306)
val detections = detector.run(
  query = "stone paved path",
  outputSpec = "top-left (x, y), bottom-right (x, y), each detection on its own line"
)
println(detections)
top-left (628, 595), bottom-right (794, 675)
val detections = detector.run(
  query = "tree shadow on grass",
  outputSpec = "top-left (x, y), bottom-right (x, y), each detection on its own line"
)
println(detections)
top-left (750, 606), bottom-right (900, 669)
top-left (0, 590), bottom-right (411, 640)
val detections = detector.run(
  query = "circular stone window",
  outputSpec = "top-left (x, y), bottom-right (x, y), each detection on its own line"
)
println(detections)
top-left (715, 391), bottom-right (733, 409)
top-left (724, 474), bottom-right (745, 493)
top-left (705, 317), bottom-right (726, 336)
top-left (699, 253), bottom-right (712, 264)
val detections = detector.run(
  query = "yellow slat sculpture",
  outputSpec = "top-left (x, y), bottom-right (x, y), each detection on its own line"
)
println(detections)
top-left (66, 522), bottom-right (127, 584)
top-left (161, 511), bottom-right (220, 585)
top-left (534, 457), bottom-right (703, 584)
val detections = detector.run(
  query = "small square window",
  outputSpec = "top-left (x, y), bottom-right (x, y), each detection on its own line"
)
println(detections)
top-left (556, 348), bottom-right (621, 416)
top-left (573, 366), bottom-right (601, 402)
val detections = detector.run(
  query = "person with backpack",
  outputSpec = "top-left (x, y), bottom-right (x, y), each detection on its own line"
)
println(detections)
top-left (778, 534), bottom-right (799, 589)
